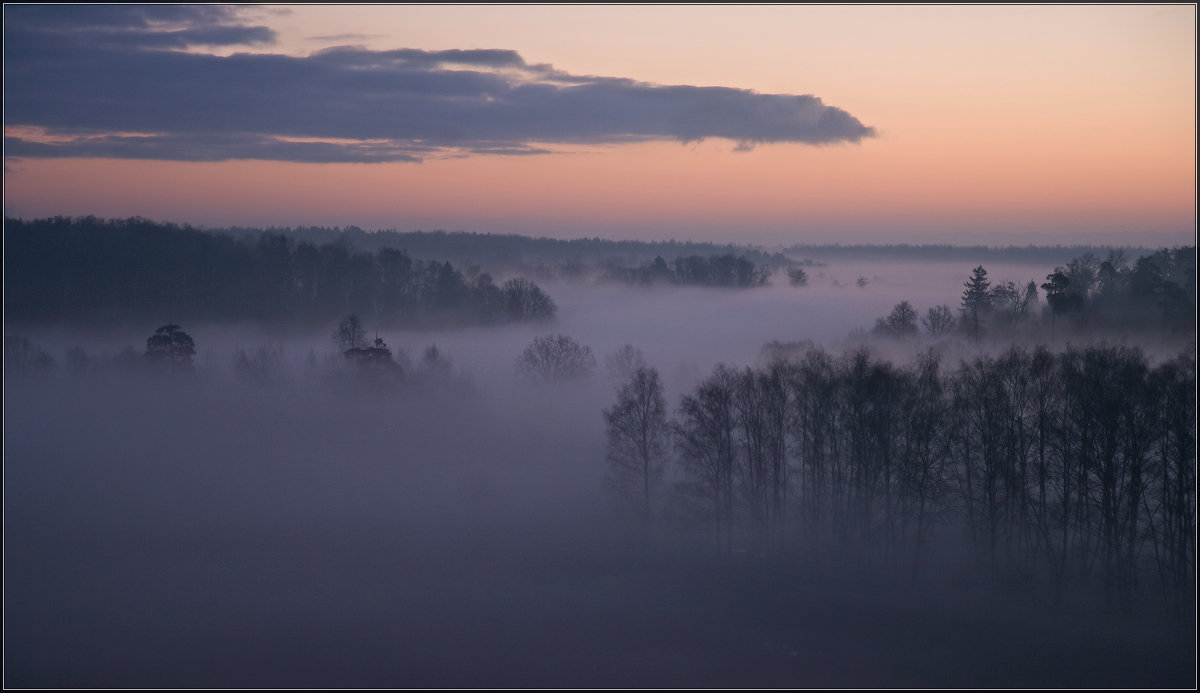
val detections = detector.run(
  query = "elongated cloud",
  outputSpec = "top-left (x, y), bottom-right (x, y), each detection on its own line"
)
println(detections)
top-left (4, 6), bottom-right (876, 163)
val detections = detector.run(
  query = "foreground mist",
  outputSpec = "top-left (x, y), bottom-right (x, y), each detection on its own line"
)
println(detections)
top-left (5, 267), bottom-right (1195, 688)
top-left (8, 373), bottom-right (1193, 687)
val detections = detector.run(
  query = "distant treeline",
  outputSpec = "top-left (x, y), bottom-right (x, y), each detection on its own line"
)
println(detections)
top-left (600, 254), bottom-right (773, 288)
top-left (787, 242), bottom-right (1160, 265)
top-left (4, 216), bottom-right (555, 325)
top-left (217, 223), bottom-right (797, 271)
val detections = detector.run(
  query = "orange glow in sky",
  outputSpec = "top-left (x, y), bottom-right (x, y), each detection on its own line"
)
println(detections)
top-left (3, 4), bottom-right (1195, 245)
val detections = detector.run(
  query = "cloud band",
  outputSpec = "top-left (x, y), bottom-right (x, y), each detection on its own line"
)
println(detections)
top-left (4, 6), bottom-right (876, 163)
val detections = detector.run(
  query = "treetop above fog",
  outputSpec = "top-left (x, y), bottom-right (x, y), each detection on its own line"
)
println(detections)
top-left (868, 246), bottom-right (1194, 341)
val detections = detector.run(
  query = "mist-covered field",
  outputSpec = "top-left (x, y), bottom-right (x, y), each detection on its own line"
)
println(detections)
top-left (5, 257), bottom-right (1195, 687)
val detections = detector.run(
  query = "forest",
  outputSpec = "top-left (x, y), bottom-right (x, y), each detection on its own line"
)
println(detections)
top-left (616, 341), bottom-right (1195, 615)
top-left (599, 253), bottom-right (774, 287)
top-left (4, 216), bottom-right (557, 326)
top-left (4, 217), bottom-right (1195, 688)
top-left (863, 247), bottom-right (1196, 341)
top-left (215, 223), bottom-right (801, 271)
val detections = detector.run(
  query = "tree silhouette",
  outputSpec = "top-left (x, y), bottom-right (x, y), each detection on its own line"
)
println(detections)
top-left (515, 334), bottom-right (596, 383)
top-left (332, 313), bottom-right (367, 352)
top-left (873, 301), bottom-right (919, 338)
top-left (921, 304), bottom-right (957, 337)
top-left (675, 364), bottom-right (739, 553)
top-left (604, 344), bottom-right (648, 384)
top-left (787, 267), bottom-right (809, 286)
top-left (502, 277), bottom-right (557, 320)
top-left (604, 366), bottom-right (669, 519)
top-left (344, 335), bottom-right (403, 384)
top-left (961, 266), bottom-right (992, 340)
top-left (144, 324), bottom-right (196, 372)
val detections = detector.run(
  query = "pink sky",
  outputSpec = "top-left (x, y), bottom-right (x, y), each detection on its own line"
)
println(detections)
top-left (4, 5), bottom-right (1195, 246)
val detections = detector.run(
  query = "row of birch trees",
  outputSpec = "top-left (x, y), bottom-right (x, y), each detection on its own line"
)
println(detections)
top-left (605, 342), bottom-right (1195, 613)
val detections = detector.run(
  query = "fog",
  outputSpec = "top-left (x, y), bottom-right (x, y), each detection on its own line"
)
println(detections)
top-left (5, 258), bottom-right (1194, 687)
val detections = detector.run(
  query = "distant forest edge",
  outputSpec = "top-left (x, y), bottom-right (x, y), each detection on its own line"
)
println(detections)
top-left (3, 215), bottom-right (1194, 326)
top-left (214, 221), bottom-right (798, 269)
top-left (4, 216), bottom-right (558, 326)
top-left (782, 242), bottom-right (1169, 263)
top-left (3, 216), bottom-right (786, 324)
top-left (208, 220), bottom-right (1164, 267)
top-left (9, 215), bottom-right (1165, 273)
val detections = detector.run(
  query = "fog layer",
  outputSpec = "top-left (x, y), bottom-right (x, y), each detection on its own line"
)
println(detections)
top-left (5, 257), bottom-right (1194, 687)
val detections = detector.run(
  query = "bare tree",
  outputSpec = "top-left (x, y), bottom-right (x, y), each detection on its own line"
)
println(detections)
top-left (605, 344), bottom-right (647, 384)
top-left (604, 366), bottom-right (670, 519)
top-left (733, 363), bottom-right (792, 555)
top-left (332, 313), bottom-right (367, 352)
top-left (922, 304), bottom-right (957, 337)
top-left (676, 364), bottom-right (739, 553)
top-left (515, 334), bottom-right (596, 383)
top-left (895, 349), bottom-right (950, 576)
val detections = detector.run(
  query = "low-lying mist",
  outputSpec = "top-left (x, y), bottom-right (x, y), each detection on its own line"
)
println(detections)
top-left (5, 258), bottom-right (1195, 687)
top-left (8, 258), bottom-right (1066, 387)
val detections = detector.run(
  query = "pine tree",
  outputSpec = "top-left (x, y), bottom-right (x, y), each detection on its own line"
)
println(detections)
top-left (961, 266), bottom-right (992, 340)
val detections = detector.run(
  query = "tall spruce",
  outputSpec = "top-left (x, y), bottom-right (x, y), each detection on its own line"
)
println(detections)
top-left (961, 265), bottom-right (992, 341)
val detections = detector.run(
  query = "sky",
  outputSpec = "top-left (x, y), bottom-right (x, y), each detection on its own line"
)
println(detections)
top-left (3, 4), bottom-right (1196, 246)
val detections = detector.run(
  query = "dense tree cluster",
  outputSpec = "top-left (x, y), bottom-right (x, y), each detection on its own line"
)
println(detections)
top-left (641, 343), bottom-right (1195, 613)
top-left (343, 335), bottom-right (403, 385)
top-left (866, 247), bottom-right (1194, 342)
top-left (5, 216), bottom-right (555, 325)
top-left (1042, 248), bottom-right (1195, 334)
top-left (220, 225), bottom-right (796, 270)
top-left (601, 254), bottom-right (773, 287)
top-left (334, 313), bottom-right (399, 368)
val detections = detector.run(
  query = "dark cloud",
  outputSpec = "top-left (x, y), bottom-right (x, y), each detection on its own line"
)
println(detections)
top-left (3, 130), bottom-right (555, 163)
top-left (5, 5), bottom-right (243, 31)
top-left (3, 5), bottom-right (277, 49)
top-left (4, 6), bottom-right (875, 164)
top-left (4, 133), bottom-right (426, 164)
